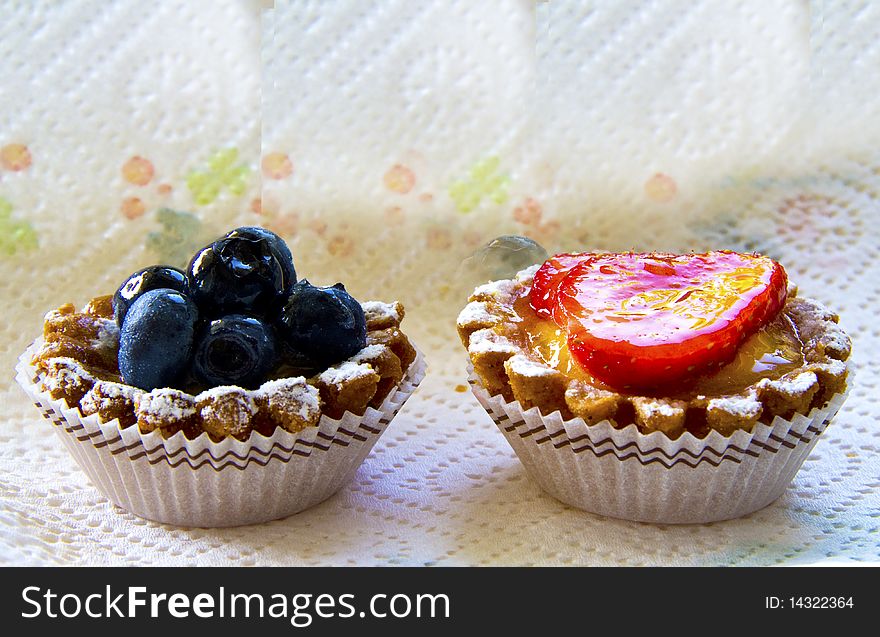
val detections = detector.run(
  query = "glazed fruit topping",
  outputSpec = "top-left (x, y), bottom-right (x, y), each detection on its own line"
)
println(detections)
top-left (529, 253), bottom-right (591, 319)
top-left (112, 226), bottom-right (368, 392)
top-left (188, 227), bottom-right (295, 317)
top-left (276, 280), bottom-right (367, 368)
top-left (529, 251), bottom-right (788, 390)
top-left (113, 265), bottom-right (188, 327)
top-left (225, 226), bottom-right (297, 289)
top-left (118, 288), bottom-right (199, 391)
top-left (192, 314), bottom-right (277, 388)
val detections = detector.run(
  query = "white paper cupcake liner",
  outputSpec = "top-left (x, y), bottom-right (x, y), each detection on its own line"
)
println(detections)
top-left (16, 342), bottom-right (426, 528)
top-left (468, 366), bottom-right (850, 524)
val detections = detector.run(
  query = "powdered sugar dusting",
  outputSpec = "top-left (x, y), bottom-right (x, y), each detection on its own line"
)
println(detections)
top-left (821, 324), bottom-right (851, 355)
top-left (46, 356), bottom-right (94, 380)
top-left (515, 263), bottom-right (541, 283)
top-left (196, 386), bottom-right (255, 409)
top-left (196, 385), bottom-right (249, 403)
top-left (472, 278), bottom-right (517, 300)
top-left (32, 296), bottom-right (415, 440)
top-left (800, 297), bottom-right (836, 322)
top-left (197, 387), bottom-right (257, 434)
top-left (634, 398), bottom-right (684, 418)
top-left (136, 388), bottom-right (196, 421)
top-left (80, 381), bottom-right (142, 414)
top-left (90, 380), bottom-right (139, 400)
top-left (43, 308), bottom-right (69, 324)
top-left (757, 371), bottom-right (818, 396)
top-left (258, 377), bottom-right (321, 421)
top-left (361, 301), bottom-right (401, 324)
top-left (41, 357), bottom-right (94, 388)
top-left (91, 319), bottom-right (119, 352)
top-left (462, 281), bottom-right (850, 437)
top-left (349, 344), bottom-right (387, 363)
top-left (817, 359), bottom-right (847, 377)
top-left (506, 354), bottom-right (558, 377)
top-left (319, 361), bottom-right (375, 388)
top-left (457, 301), bottom-right (499, 328)
top-left (708, 393), bottom-right (762, 418)
top-left (468, 329), bottom-right (517, 355)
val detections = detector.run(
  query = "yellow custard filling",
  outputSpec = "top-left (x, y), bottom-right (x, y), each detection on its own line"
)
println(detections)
top-left (509, 292), bottom-right (805, 398)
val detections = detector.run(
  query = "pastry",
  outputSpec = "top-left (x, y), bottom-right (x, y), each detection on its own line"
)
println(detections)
top-left (459, 250), bottom-right (851, 523)
top-left (32, 228), bottom-right (417, 440)
top-left (18, 226), bottom-right (425, 526)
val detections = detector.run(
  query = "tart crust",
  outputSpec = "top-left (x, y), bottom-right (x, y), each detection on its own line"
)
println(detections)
top-left (458, 265), bottom-right (851, 438)
top-left (33, 295), bottom-right (416, 441)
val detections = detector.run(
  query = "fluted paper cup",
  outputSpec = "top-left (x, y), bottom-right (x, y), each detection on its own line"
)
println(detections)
top-left (468, 366), bottom-right (850, 524)
top-left (16, 342), bottom-right (426, 528)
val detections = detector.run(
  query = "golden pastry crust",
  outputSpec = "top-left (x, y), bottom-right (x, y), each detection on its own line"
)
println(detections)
top-left (349, 344), bottom-right (404, 408)
top-left (197, 387), bottom-right (257, 441)
top-left (32, 297), bottom-right (416, 439)
top-left (367, 326), bottom-right (417, 370)
top-left (36, 303), bottom-right (120, 377)
top-left (80, 380), bottom-right (140, 429)
top-left (312, 362), bottom-right (380, 420)
top-left (83, 294), bottom-right (114, 318)
top-left (40, 357), bottom-right (98, 405)
top-left (135, 388), bottom-right (199, 438)
top-left (254, 377), bottom-right (322, 434)
top-left (459, 266), bottom-right (851, 438)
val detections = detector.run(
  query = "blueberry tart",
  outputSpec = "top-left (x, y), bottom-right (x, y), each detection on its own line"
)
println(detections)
top-left (17, 227), bottom-right (425, 526)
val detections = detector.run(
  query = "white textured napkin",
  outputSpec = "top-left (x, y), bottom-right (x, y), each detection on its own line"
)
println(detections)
top-left (1, 0), bottom-right (878, 565)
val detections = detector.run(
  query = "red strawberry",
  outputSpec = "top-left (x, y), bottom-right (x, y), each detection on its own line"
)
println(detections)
top-left (529, 253), bottom-right (592, 318)
top-left (531, 251), bottom-right (788, 391)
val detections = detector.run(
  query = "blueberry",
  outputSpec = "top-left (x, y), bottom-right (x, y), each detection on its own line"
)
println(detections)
top-left (224, 226), bottom-right (296, 290)
top-left (119, 288), bottom-right (199, 391)
top-left (187, 228), bottom-right (294, 318)
top-left (192, 314), bottom-right (277, 389)
top-left (113, 265), bottom-right (188, 327)
top-left (275, 280), bottom-right (367, 367)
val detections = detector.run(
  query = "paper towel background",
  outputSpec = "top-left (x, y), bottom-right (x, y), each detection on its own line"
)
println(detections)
top-left (1, 0), bottom-right (878, 565)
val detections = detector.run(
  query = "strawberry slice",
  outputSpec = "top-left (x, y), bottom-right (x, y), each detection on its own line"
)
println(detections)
top-left (533, 251), bottom-right (788, 391)
top-left (529, 253), bottom-right (592, 318)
